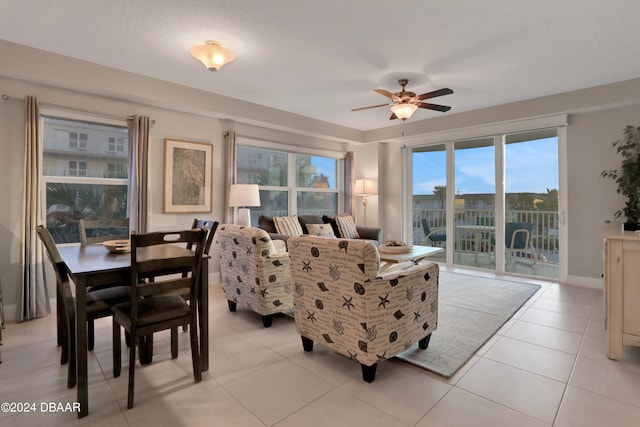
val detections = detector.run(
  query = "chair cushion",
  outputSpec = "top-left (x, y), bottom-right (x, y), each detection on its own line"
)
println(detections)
top-left (86, 285), bottom-right (130, 315)
top-left (305, 223), bottom-right (336, 238)
top-left (336, 214), bottom-right (360, 239)
top-left (112, 295), bottom-right (190, 328)
top-left (273, 215), bottom-right (304, 236)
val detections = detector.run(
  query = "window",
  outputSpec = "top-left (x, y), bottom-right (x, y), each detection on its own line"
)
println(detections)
top-left (69, 131), bottom-right (88, 151)
top-left (68, 160), bottom-right (87, 176)
top-left (42, 116), bottom-right (129, 243)
top-left (237, 144), bottom-right (342, 222)
top-left (108, 136), bottom-right (125, 153)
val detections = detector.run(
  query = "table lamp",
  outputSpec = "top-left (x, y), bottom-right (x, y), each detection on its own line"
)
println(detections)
top-left (229, 184), bottom-right (260, 226)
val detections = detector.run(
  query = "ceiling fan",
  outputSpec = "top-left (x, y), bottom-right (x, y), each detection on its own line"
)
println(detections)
top-left (352, 79), bottom-right (453, 121)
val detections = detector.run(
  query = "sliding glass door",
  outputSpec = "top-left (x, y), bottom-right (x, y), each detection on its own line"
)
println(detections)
top-left (453, 137), bottom-right (495, 270)
top-left (411, 128), bottom-right (560, 280)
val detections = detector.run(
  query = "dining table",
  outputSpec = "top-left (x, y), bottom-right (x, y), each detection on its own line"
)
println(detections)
top-left (57, 243), bottom-right (210, 418)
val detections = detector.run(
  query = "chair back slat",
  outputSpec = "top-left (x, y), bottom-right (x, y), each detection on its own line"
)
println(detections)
top-left (129, 229), bottom-right (206, 315)
top-left (189, 219), bottom-right (219, 255)
top-left (79, 218), bottom-right (130, 246)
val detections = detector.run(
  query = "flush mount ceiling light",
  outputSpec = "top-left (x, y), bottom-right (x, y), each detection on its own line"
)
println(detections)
top-left (191, 40), bottom-right (235, 71)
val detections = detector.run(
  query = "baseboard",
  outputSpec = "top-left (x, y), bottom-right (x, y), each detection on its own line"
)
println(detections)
top-left (565, 274), bottom-right (604, 290)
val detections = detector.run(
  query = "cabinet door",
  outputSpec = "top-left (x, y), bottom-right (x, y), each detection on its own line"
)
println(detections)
top-left (622, 240), bottom-right (640, 335)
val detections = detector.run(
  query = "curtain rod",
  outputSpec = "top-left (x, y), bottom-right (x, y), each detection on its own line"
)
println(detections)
top-left (2, 94), bottom-right (155, 124)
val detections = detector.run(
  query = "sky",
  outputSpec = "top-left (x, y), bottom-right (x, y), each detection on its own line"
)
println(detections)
top-left (413, 137), bottom-right (558, 195)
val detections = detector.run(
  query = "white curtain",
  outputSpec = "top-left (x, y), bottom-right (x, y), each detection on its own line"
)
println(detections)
top-left (344, 151), bottom-right (355, 215)
top-left (128, 116), bottom-right (151, 233)
top-left (224, 131), bottom-right (237, 224)
top-left (19, 96), bottom-right (50, 321)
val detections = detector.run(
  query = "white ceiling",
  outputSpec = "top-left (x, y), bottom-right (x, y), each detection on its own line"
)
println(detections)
top-left (2, 0), bottom-right (640, 131)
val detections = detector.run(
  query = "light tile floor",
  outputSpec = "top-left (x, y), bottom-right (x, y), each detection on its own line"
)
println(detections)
top-left (2, 269), bottom-right (640, 426)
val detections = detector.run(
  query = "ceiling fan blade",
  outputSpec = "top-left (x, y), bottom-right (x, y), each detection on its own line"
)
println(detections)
top-left (418, 102), bottom-right (451, 112)
top-left (351, 103), bottom-right (390, 112)
top-left (418, 88), bottom-right (454, 101)
top-left (389, 112), bottom-right (398, 120)
top-left (374, 89), bottom-right (399, 101)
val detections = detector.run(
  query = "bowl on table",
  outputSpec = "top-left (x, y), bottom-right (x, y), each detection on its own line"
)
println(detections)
top-left (102, 239), bottom-right (131, 253)
top-left (378, 240), bottom-right (412, 254)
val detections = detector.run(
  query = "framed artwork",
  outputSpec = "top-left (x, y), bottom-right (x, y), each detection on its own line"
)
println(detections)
top-left (163, 138), bottom-right (213, 213)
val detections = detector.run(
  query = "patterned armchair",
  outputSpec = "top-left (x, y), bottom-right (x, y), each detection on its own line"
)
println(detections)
top-left (287, 235), bottom-right (439, 382)
top-left (216, 224), bottom-right (293, 327)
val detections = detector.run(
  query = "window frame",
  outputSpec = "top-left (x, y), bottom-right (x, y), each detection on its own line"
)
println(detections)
top-left (40, 110), bottom-right (130, 243)
top-left (236, 138), bottom-right (346, 218)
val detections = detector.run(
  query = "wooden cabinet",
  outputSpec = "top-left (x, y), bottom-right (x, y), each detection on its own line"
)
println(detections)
top-left (602, 225), bottom-right (640, 359)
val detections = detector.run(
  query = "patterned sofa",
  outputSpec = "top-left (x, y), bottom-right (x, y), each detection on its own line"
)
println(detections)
top-left (216, 224), bottom-right (293, 327)
top-left (258, 214), bottom-right (383, 246)
top-left (287, 235), bottom-right (439, 382)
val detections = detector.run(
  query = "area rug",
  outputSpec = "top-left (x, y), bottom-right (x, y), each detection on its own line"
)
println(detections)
top-left (395, 272), bottom-right (541, 378)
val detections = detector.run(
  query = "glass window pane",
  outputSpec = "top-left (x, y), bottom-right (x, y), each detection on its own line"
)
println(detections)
top-left (297, 191), bottom-right (337, 216)
top-left (412, 144), bottom-right (446, 258)
top-left (45, 182), bottom-right (128, 243)
top-left (43, 117), bottom-right (128, 178)
top-left (296, 155), bottom-right (336, 189)
top-left (254, 189), bottom-right (289, 219)
top-left (237, 146), bottom-right (288, 186)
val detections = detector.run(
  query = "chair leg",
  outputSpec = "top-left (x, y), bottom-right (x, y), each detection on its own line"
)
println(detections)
top-left (59, 305), bottom-right (69, 365)
top-left (227, 300), bottom-right (237, 312)
top-left (139, 335), bottom-right (153, 365)
top-left (127, 336), bottom-right (136, 409)
top-left (171, 327), bottom-right (178, 359)
top-left (67, 309), bottom-right (77, 389)
top-left (262, 314), bottom-right (273, 328)
top-left (189, 319), bottom-right (202, 383)
top-left (361, 363), bottom-right (377, 383)
top-left (301, 336), bottom-right (314, 352)
top-left (113, 319), bottom-right (121, 378)
top-left (418, 333), bottom-right (432, 349)
top-left (88, 320), bottom-right (95, 351)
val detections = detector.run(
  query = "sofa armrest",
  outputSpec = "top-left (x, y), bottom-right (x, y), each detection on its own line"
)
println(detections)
top-left (357, 225), bottom-right (383, 244)
top-left (269, 233), bottom-right (290, 243)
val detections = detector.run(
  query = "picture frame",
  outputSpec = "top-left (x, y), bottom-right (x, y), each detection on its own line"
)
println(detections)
top-left (163, 138), bottom-right (213, 213)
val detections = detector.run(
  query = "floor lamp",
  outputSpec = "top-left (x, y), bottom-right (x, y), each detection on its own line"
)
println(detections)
top-left (354, 178), bottom-right (377, 226)
top-left (229, 184), bottom-right (260, 227)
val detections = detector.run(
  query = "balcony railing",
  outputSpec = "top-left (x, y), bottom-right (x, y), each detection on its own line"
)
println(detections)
top-left (414, 208), bottom-right (559, 264)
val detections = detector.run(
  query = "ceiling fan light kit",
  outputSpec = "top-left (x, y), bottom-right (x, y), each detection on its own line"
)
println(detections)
top-left (191, 40), bottom-right (235, 71)
top-left (390, 103), bottom-right (418, 121)
top-left (352, 79), bottom-right (453, 122)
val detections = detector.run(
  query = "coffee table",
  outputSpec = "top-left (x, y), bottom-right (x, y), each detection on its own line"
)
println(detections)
top-left (378, 245), bottom-right (443, 271)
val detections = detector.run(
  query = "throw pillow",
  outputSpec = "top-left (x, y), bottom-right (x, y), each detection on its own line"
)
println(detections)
top-left (336, 214), bottom-right (360, 239)
top-left (273, 215), bottom-right (304, 236)
top-left (322, 215), bottom-right (342, 238)
top-left (306, 223), bottom-right (336, 238)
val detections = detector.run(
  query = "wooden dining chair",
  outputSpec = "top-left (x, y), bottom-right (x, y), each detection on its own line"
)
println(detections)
top-left (77, 218), bottom-right (131, 349)
top-left (111, 229), bottom-right (206, 409)
top-left (36, 225), bottom-right (130, 388)
top-left (78, 218), bottom-right (129, 246)
top-left (175, 219), bottom-right (218, 336)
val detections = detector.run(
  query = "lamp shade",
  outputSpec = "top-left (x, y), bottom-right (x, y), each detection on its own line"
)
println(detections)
top-left (229, 184), bottom-right (260, 207)
top-left (353, 178), bottom-right (377, 196)
top-left (191, 40), bottom-right (235, 71)
top-left (390, 103), bottom-right (418, 121)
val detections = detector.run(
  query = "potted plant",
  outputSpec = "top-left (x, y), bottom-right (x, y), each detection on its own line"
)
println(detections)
top-left (601, 125), bottom-right (640, 230)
